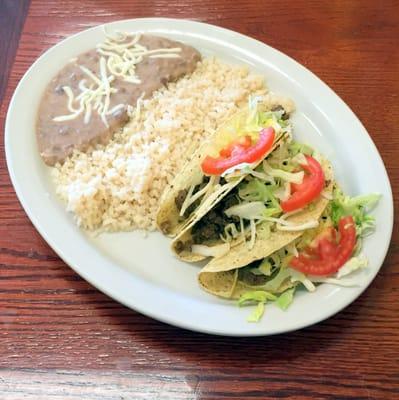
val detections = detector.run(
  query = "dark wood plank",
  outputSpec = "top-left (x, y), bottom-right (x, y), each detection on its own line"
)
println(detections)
top-left (0, 0), bottom-right (398, 399)
top-left (0, 0), bottom-right (30, 105)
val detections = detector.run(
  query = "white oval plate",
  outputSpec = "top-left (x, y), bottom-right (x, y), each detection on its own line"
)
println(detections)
top-left (5, 18), bottom-right (393, 336)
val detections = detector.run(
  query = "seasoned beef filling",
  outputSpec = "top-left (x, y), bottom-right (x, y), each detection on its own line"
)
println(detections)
top-left (191, 189), bottom-right (243, 244)
top-left (239, 264), bottom-right (269, 286)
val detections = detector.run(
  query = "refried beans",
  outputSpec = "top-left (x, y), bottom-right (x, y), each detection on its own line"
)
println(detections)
top-left (36, 34), bottom-right (201, 165)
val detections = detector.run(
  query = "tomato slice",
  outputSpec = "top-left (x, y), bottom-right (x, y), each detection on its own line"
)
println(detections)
top-left (219, 135), bottom-right (252, 158)
top-left (280, 155), bottom-right (325, 212)
top-left (201, 127), bottom-right (275, 176)
top-left (290, 216), bottom-right (356, 276)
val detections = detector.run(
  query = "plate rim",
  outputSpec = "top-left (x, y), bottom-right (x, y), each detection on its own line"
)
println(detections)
top-left (5, 17), bottom-right (394, 336)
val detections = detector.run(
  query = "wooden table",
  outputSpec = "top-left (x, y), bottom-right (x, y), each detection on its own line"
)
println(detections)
top-left (1, 1), bottom-right (398, 398)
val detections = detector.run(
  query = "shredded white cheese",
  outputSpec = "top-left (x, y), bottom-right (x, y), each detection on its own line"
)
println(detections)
top-left (291, 153), bottom-right (308, 165)
top-left (263, 160), bottom-right (304, 184)
top-left (276, 220), bottom-right (319, 231)
top-left (221, 223), bottom-right (239, 242)
top-left (261, 216), bottom-right (319, 231)
top-left (274, 182), bottom-right (291, 201)
top-left (248, 219), bottom-right (257, 249)
top-left (179, 176), bottom-right (217, 217)
top-left (53, 31), bottom-right (181, 126)
top-left (192, 243), bottom-right (230, 258)
top-left (240, 217), bottom-right (245, 243)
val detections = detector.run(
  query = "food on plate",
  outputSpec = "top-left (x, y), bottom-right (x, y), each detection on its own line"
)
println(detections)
top-left (169, 100), bottom-right (307, 261)
top-left (156, 95), bottom-right (294, 238)
top-left (27, 24), bottom-right (383, 326)
top-left (37, 32), bottom-right (200, 165)
top-left (52, 57), bottom-right (269, 231)
top-left (156, 99), bottom-right (380, 322)
top-left (196, 153), bottom-right (380, 322)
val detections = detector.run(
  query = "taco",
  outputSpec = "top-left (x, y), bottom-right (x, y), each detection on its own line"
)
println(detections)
top-left (171, 129), bottom-right (333, 262)
top-left (198, 171), bottom-right (380, 322)
top-left (156, 94), bottom-right (295, 238)
top-left (197, 181), bottom-right (332, 299)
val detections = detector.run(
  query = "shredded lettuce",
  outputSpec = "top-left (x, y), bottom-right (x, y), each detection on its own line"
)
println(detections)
top-left (239, 177), bottom-right (274, 202)
top-left (250, 266), bottom-right (266, 275)
top-left (238, 180), bottom-right (281, 217)
top-left (246, 169), bottom-right (276, 183)
top-left (238, 290), bottom-right (277, 305)
top-left (336, 255), bottom-right (368, 278)
top-left (238, 290), bottom-right (277, 323)
top-left (263, 160), bottom-right (304, 184)
top-left (288, 268), bottom-right (316, 292)
top-left (245, 97), bottom-right (263, 132)
top-left (331, 188), bottom-right (380, 236)
top-left (290, 152), bottom-right (308, 166)
top-left (238, 277), bottom-right (298, 321)
top-left (275, 288), bottom-right (296, 310)
top-left (288, 142), bottom-right (313, 156)
top-left (259, 268), bottom-right (292, 292)
top-left (258, 259), bottom-right (273, 276)
top-left (274, 182), bottom-right (291, 201)
top-left (247, 302), bottom-right (265, 322)
top-left (245, 96), bottom-right (287, 134)
top-left (225, 201), bottom-right (266, 219)
top-left (267, 141), bottom-right (291, 166)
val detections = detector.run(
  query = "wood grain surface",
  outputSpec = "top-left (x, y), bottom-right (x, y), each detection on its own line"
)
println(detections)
top-left (1, 0), bottom-right (398, 399)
